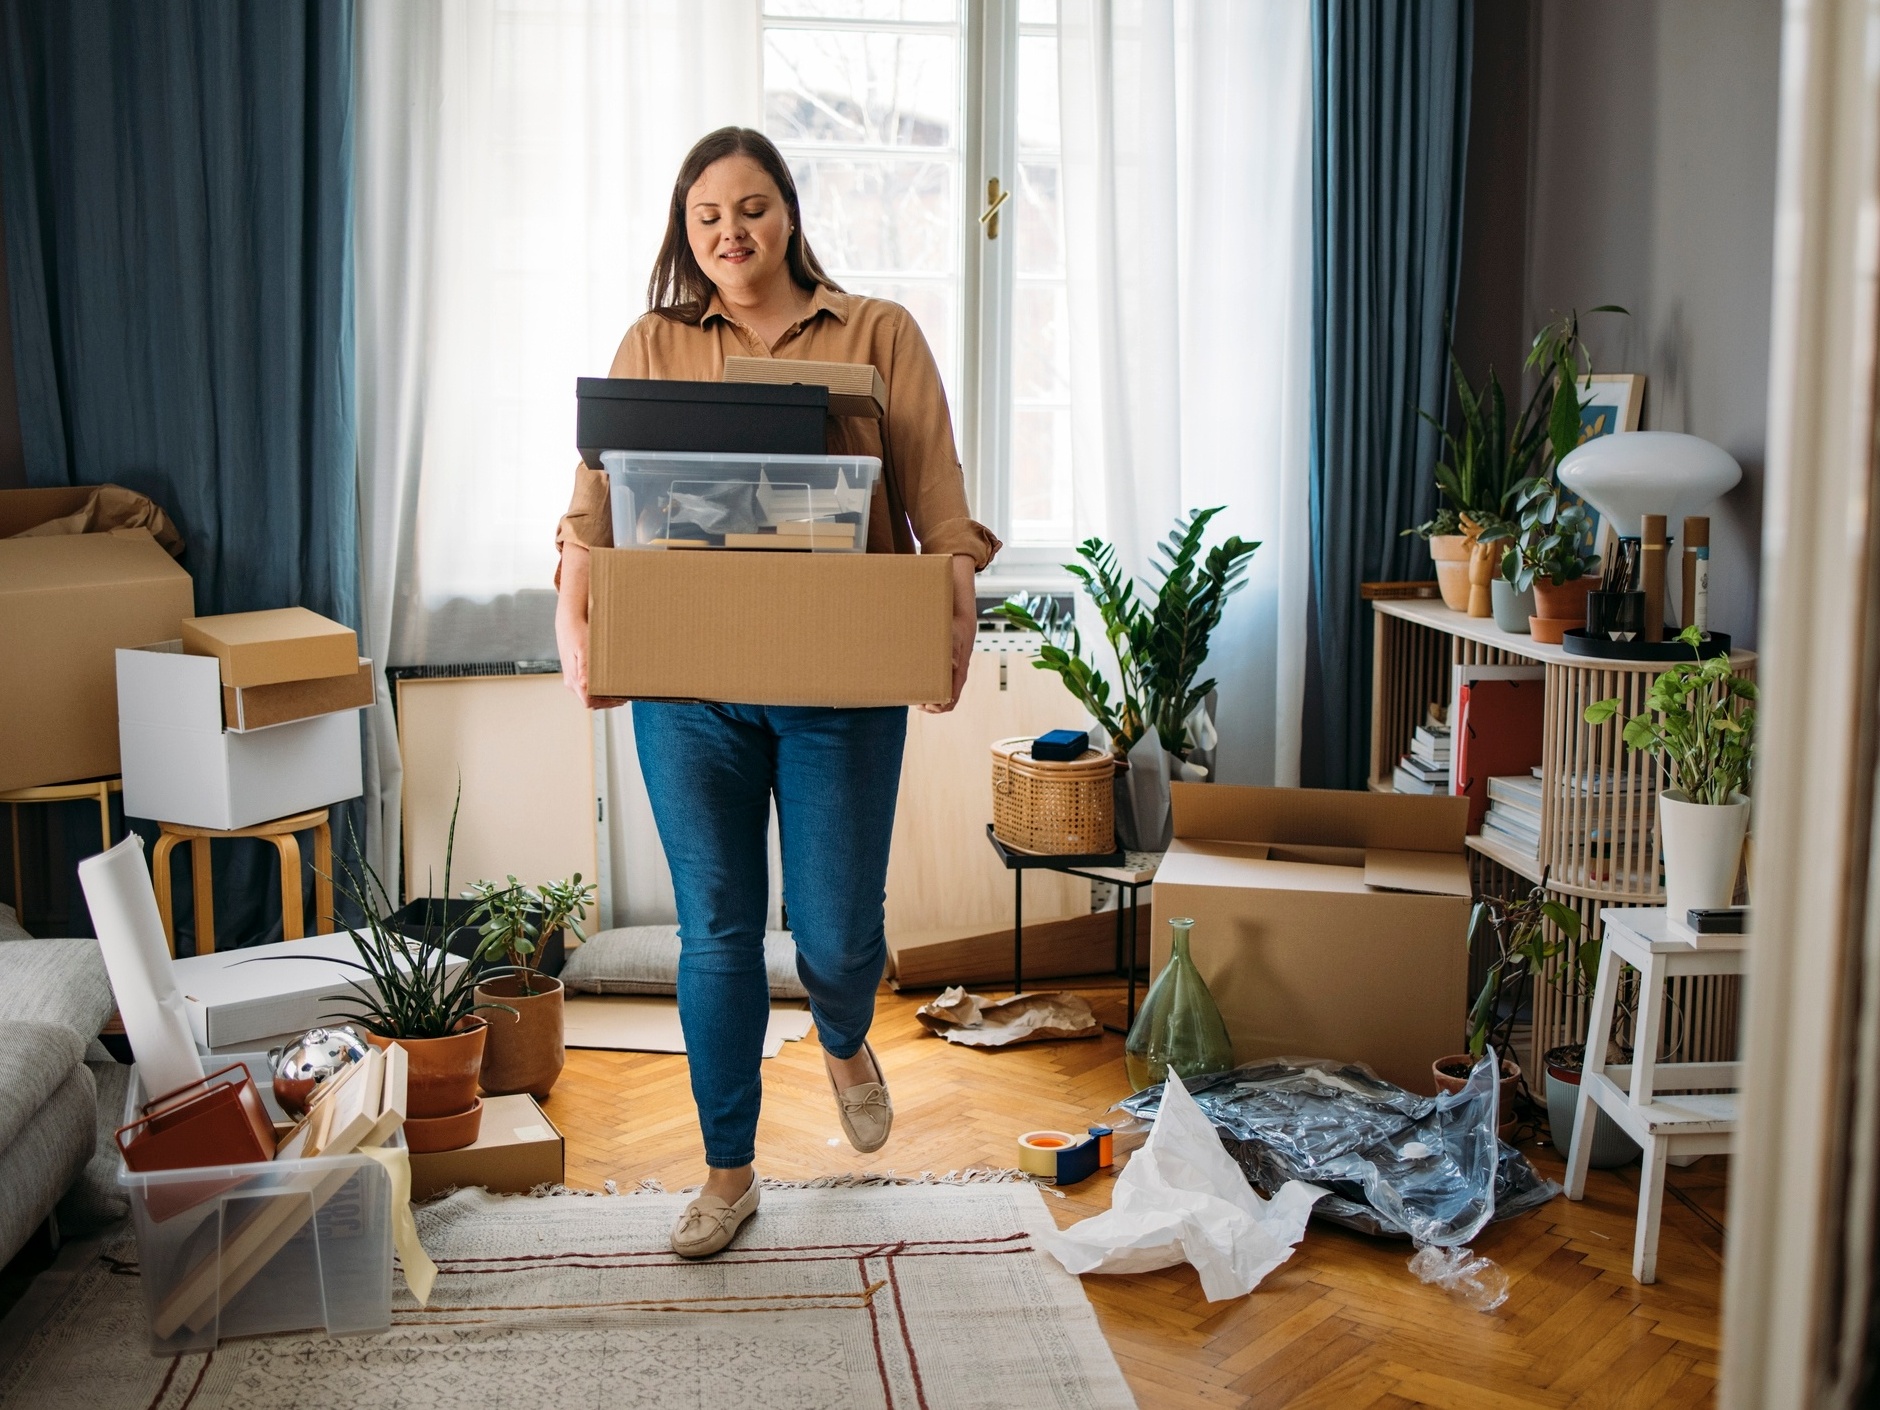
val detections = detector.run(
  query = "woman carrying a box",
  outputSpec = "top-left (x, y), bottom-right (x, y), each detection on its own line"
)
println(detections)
top-left (553, 128), bottom-right (999, 1259)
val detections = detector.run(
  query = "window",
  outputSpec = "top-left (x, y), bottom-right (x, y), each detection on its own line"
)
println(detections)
top-left (763, 0), bottom-right (1071, 560)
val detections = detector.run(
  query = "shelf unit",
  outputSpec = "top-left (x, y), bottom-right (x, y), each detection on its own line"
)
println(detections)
top-left (1369, 597), bottom-right (1756, 1074)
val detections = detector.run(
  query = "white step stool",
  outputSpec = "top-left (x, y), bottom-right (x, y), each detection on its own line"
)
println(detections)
top-left (1561, 906), bottom-right (1744, 1283)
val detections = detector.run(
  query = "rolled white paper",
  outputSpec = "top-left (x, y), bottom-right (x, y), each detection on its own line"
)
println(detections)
top-left (78, 835), bottom-right (206, 1103)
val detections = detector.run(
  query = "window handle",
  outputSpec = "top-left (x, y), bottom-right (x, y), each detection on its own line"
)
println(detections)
top-left (980, 178), bottom-right (1011, 240)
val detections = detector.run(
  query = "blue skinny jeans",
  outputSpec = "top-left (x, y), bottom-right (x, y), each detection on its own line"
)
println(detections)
top-left (632, 701), bottom-right (908, 1168)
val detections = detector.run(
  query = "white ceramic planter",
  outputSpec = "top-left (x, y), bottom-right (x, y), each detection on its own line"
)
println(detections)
top-left (1658, 788), bottom-right (1750, 922)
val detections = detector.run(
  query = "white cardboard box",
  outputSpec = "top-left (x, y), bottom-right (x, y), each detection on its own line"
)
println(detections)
top-left (171, 932), bottom-right (467, 1051)
top-left (117, 641), bottom-right (364, 829)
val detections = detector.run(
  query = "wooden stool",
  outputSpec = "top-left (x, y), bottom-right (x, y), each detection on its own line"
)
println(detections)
top-left (0, 777), bottom-right (122, 921)
top-left (151, 808), bottom-right (334, 956)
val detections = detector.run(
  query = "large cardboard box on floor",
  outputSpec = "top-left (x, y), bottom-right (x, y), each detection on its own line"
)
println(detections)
top-left (0, 490), bottom-right (195, 791)
top-left (588, 550), bottom-right (953, 706)
top-left (1151, 784), bottom-right (1472, 1095)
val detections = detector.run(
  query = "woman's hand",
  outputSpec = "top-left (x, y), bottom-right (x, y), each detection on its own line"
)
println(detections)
top-left (919, 554), bottom-right (979, 715)
top-left (555, 544), bottom-right (627, 710)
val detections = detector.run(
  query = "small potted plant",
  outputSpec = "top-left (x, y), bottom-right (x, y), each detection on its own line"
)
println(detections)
top-left (1584, 626), bottom-right (1756, 922)
top-left (318, 836), bottom-right (515, 1153)
top-left (467, 873), bottom-right (595, 1100)
top-left (1502, 478), bottom-right (1600, 643)
top-left (1434, 887), bottom-right (1581, 1135)
top-left (994, 507), bottom-right (1258, 850)
top-left (1539, 926), bottom-right (1641, 1167)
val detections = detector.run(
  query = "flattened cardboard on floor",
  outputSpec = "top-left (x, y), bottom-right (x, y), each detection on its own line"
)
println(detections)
top-left (180, 607), bottom-right (359, 688)
top-left (223, 660), bottom-right (374, 731)
top-left (723, 356), bottom-right (888, 418)
top-left (407, 1094), bottom-right (565, 1199)
top-left (1151, 784), bottom-right (1472, 1095)
top-left (588, 550), bottom-right (953, 706)
top-left (0, 520), bottom-right (195, 791)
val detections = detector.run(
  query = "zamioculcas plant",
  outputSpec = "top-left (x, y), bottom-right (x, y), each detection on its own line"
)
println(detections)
top-left (993, 508), bottom-right (1258, 760)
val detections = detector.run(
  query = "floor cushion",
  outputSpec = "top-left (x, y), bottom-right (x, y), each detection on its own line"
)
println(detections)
top-left (561, 925), bottom-right (808, 999)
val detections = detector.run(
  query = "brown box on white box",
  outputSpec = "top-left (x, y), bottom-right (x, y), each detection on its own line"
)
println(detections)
top-left (181, 607), bottom-right (358, 688)
top-left (1151, 783), bottom-right (1472, 1095)
top-left (588, 549), bottom-right (953, 707)
top-left (0, 492), bottom-right (195, 792)
top-left (222, 659), bottom-right (375, 731)
top-left (407, 1094), bottom-right (565, 1200)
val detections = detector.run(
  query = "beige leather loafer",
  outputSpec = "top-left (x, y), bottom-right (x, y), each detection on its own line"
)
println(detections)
top-left (670, 1173), bottom-right (760, 1259)
top-left (829, 1041), bottom-right (892, 1154)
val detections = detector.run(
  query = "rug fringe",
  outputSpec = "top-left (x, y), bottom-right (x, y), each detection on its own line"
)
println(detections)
top-left (505, 1168), bottom-right (1053, 1198)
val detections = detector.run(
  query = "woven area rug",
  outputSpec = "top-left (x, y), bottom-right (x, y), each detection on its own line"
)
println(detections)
top-left (0, 1182), bottom-right (1135, 1410)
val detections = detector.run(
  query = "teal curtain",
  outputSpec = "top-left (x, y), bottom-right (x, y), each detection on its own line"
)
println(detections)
top-left (1305, 0), bottom-right (1472, 789)
top-left (0, 0), bottom-right (358, 948)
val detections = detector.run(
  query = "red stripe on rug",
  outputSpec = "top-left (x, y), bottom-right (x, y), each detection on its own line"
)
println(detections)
top-left (862, 1255), bottom-right (897, 1409)
top-left (885, 1248), bottom-right (931, 1410)
top-left (176, 1350), bottom-right (213, 1410)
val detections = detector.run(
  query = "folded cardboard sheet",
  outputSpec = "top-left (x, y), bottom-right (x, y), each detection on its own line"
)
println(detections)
top-left (1152, 784), bottom-right (1472, 1094)
top-left (588, 550), bottom-right (953, 706)
top-left (562, 996), bottom-right (812, 1058)
top-left (223, 660), bottom-right (374, 732)
top-left (181, 607), bottom-right (359, 688)
top-left (0, 496), bottom-right (194, 791)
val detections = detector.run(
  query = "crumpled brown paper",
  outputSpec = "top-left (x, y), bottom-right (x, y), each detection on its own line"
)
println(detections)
top-left (914, 986), bottom-right (1102, 1047)
top-left (8, 484), bottom-right (185, 557)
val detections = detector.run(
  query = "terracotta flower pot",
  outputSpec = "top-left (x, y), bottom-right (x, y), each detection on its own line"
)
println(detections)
top-left (1529, 616), bottom-right (1574, 645)
top-left (368, 1017), bottom-right (487, 1121)
top-left (1430, 534), bottom-right (1473, 611)
top-left (404, 1097), bottom-right (485, 1155)
top-left (475, 974), bottom-right (566, 1100)
top-left (1531, 575), bottom-right (1595, 627)
top-left (1433, 1053), bottom-right (1521, 1138)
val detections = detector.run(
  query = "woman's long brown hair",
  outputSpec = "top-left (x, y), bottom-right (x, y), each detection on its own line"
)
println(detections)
top-left (647, 127), bottom-right (842, 323)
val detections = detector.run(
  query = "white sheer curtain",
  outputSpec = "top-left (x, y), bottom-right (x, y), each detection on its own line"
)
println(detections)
top-left (1058, 0), bottom-right (1311, 788)
top-left (354, 0), bottom-right (760, 913)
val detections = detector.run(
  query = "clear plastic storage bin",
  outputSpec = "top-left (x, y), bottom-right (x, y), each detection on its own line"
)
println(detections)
top-left (119, 1054), bottom-right (395, 1354)
top-left (603, 450), bottom-right (882, 552)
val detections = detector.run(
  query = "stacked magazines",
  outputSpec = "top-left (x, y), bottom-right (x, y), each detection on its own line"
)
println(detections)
top-left (1392, 708), bottom-right (1451, 795)
top-left (1482, 771), bottom-right (1542, 860)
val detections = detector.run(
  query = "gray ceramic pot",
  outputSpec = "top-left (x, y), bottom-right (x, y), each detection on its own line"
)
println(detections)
top-left (1545, 1063), bottom-right (1639, 1168)
top-left (1491, 578), bottom-right (1535, 634)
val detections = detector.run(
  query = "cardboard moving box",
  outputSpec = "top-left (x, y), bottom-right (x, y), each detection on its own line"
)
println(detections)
top-left (407, 1094), bottom-right (564, 1199)
top-left (118, 642), bottom-right (366, 830)
top-left (1152, 784), bottom-right (1472, 1094)
top-left (0, 507), bottom-right (195, 792)
top-left (588, 550), bottom-right (953, 706)
top-left (723, 356), bottom-right (889, 419)
top-left (181, 607), bottom-right (359, 688)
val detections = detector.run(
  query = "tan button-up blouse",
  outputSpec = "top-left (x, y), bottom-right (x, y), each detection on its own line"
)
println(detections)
top-left (555, 286), bottom-right (1001, 576)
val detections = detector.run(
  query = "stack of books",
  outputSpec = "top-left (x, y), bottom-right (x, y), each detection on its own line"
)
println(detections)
top-left (1392, 710), bottom-right (1451, 795)
top-left (1482, 772), bottom-right (1542, 860)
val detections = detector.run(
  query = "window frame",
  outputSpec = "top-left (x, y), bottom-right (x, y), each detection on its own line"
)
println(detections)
top-left (760, 0), bottom-right (1075, 587)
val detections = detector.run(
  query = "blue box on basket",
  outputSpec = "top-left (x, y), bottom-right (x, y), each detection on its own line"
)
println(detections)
top-left (1032, 729), bottom-right (1090, 762)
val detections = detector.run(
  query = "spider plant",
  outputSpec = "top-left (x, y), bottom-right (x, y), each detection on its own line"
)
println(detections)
top-left (992, 508), bottom-right (1258, 760)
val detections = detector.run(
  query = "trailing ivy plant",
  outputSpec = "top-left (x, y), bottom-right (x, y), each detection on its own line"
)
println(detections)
top-left (993, 508), bottom-right (1258, 760)
top-left (1582, 626), bottom-right (1757, 804)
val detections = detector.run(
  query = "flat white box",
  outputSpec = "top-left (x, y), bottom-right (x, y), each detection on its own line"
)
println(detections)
top-left (117, 641), bottom-right (364, 829)
top-left (171, 932), bottom-right (466, 1051)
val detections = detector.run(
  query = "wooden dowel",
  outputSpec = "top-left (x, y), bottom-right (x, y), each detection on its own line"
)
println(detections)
top-left (1641, 515), bottom-right (1668, 643)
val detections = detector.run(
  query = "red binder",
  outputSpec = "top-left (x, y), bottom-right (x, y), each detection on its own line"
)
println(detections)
top-left (1453, 678), bottom-right (1546, 834)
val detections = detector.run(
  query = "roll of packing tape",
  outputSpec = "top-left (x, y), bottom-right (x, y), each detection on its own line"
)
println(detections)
top-left (1017, 1130), bottom-right (1079, 1179)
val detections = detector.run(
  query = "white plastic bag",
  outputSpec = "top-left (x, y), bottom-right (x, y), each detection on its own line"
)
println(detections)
top-left (1039, 1072), bottom-right (1325, 1301)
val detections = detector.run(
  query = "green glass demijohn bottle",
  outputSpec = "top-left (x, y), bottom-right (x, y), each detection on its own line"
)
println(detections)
top-left (1124, 917), bottom-right (1235, 1091)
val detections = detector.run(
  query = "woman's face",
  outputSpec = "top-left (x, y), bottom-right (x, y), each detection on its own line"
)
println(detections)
top-left (686, 155), bottom-right (794, 303)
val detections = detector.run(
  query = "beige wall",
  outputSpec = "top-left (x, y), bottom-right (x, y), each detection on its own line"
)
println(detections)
top-left (1525, 0), bottom-right (1781, 646)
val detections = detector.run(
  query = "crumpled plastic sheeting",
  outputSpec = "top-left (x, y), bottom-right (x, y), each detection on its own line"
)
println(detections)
top-left (1039, 1072), bottom-right (1325, 1302)
top-left (1409, 1243), bottom-right (1510, 1312)
top-left (1119, 1051), bottom-right (1559, 1247)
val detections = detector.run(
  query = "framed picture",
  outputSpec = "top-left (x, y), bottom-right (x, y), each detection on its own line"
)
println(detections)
top-left (1575, 373), bottom-right (1645, 443)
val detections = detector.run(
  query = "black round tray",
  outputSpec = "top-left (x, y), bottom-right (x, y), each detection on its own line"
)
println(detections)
top-left (1561, 628), bottom-right (1732, 661)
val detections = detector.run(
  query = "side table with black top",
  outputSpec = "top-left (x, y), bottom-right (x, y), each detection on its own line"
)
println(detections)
top-left (984, 825), bottom-right (1162, 1032)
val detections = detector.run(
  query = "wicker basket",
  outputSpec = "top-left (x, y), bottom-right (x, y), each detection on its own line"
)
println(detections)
top-left (990, 737), bottom-right (1116, 855)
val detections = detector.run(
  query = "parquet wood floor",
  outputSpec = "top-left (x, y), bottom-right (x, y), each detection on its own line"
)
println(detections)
top-left (547, 981), bottom-right (1724, 1409)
